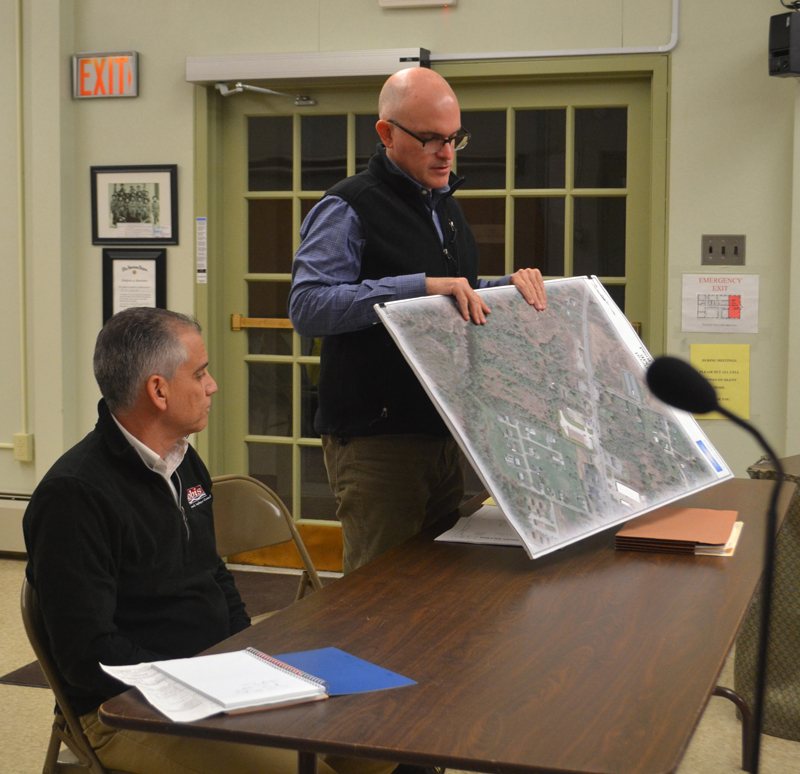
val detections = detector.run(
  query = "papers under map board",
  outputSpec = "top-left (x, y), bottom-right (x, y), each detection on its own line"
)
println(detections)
top-left (375, 276), bottom-right (733, 560)
top-left (436, 504), bottom-right (523, 546)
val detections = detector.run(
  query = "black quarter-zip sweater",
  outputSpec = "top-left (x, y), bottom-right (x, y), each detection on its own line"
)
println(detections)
top-left (23, 400), bottom-right (250, 716)
top-left (314, 147), bottom-right (481, 438)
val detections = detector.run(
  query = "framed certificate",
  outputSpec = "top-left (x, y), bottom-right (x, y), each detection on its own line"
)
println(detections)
top-left (102, 248), bottom-right (167, 322)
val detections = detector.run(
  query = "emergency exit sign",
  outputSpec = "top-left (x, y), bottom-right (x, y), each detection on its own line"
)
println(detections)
top-left (72, 52), bottom-right (138, 99)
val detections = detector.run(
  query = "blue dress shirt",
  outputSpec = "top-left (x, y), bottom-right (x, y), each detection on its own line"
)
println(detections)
top-left (288, 159), bottom-right (511, 338)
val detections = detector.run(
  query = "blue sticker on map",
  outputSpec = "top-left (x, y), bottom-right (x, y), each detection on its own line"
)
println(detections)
top-left (696, 440), bottom-right (723, 472)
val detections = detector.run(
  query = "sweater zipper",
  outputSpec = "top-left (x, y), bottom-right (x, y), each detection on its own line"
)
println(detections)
top-left (173, 470), bottom-right (191, 540)
top-left (435, 207), bottom-right (459, 277)
top-left (442, 246), bottom-right (457, 275)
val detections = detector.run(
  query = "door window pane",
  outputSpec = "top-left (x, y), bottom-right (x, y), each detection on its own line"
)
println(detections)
top-left (515, 109), bottom-right (566, 189)
top-left (248, 363), bottom-right (292, 437)
top-left (246, 280), bottom-right (293, 358)
top-left (574, 108), bottom-right (627, 189)
top-left (301, 115), bottom-right (347, 191)
top-left (249, 117), bottom-right (292, 191)
top-left (356, 114), bottom-right (379, 174)
top-left (458, 111), bottom-right (506, 190)
top-left (603, 284), bottom-right (625, 313)
top-left (301, 446), bottom-right (337, 521)
top-left (513, 197), bottom-right (565, 275)
top-left (249, 281), bottom-right (291, 318)
top-left (457, 198), bottom-right (505, 276)
top-left (247, 329), bottom-right (292, 357)
top-left (248, 199), bottom-right (293, 274)
top-left (248, 443), bottom-right (293, 511)
top-left (573, 197), bottom-right (626, 277)
top-left (248, 283), bottom-right (292, 356)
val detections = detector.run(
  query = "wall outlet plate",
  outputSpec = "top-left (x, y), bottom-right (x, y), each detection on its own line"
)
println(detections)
top-left (13, 433), bottom-right (34, 462)
top-left (701, 235), bottom-right (746, 266)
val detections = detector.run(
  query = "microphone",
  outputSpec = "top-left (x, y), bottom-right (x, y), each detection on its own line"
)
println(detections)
top-left (646, 355), bottom-right (782, 774)
top-left (645, 355), bottom-right (718, 414)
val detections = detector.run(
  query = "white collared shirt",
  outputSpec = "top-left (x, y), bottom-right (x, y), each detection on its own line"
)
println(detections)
top-left (111, 414), bottom-right (189, 504)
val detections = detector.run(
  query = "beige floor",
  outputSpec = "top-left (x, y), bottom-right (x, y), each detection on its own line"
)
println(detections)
top-left (2, 556), bottom-right (799, 774)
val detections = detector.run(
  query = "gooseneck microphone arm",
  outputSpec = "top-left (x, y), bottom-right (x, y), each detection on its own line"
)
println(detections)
top-left (712, 405), bottom-right (782, 774)
top-left (646, 356), bottom-right (783, 774)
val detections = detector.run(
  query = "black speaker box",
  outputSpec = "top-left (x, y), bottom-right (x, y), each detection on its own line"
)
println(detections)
top-left (770, 12), bottom-right (800, 77)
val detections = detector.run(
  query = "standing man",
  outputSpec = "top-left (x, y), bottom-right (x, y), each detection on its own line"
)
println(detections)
top-left (288, 68), bottom-right (547, 573)
top-left (24, 307), bottom-right (392, 774)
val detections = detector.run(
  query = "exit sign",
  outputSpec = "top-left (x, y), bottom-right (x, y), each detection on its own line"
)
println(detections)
top-left (72, 51), bottom-right (139, 99)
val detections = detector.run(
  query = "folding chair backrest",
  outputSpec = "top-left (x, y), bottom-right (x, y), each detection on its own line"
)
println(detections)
top-left (20, 577), bottom-right (117, 774)
top-left (212, 475), bottom-right (294, 556)
top-left (211, 474), bottom-right (323, 597)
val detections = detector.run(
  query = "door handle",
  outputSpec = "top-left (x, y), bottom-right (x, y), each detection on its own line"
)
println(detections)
top-left (231, 314), bottom-right (294, 331)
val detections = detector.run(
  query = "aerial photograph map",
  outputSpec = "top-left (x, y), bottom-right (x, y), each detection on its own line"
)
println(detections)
top-left (376, 276), bottom-right (732, 560)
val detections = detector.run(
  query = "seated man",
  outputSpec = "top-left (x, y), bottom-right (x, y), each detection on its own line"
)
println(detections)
top-left (23, 307), bottom-right (391, 774)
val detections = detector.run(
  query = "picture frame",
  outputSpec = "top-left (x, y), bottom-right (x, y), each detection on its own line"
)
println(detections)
top-left (102, 248), bottom-right (167, 323)
top-left (91, 164), bottom-right (178, 245)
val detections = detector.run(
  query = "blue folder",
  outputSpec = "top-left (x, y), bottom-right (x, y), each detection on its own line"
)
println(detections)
top-left (274, 647), bottom-right (416, 696)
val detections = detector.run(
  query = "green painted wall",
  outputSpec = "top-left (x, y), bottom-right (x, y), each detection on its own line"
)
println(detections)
top-left (0, 0), bottom-right (795, 492)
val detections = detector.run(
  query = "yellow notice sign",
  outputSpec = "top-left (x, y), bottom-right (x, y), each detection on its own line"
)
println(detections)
top-left (690, 344), bottom-right (750, 420)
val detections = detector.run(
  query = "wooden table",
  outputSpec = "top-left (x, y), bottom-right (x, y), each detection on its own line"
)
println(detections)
top-left (100, 478), bottom-right (794, 774)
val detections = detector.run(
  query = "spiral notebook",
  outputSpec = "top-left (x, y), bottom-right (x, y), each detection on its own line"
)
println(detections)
top-left (101, 647), bottom-right (328, 722)
top-left (153, 647), bottom-right (329, 710)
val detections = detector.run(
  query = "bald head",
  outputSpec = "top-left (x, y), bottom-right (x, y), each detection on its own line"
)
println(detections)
top-left (375, 68), bottom-right (463, 189)
top-left (378, 68), bottom-right (459, 123)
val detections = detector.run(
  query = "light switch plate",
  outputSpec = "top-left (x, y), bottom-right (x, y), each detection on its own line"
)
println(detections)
top-left (701, 234), bottom-right (746, 266)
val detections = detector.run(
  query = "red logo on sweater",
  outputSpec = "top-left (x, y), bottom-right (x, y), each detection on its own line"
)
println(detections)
top-left (186, 485), bottom-right (208, 506)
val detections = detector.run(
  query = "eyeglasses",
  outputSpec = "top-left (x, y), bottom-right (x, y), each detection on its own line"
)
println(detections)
top-left (388, 120), bottom-right (471, 154)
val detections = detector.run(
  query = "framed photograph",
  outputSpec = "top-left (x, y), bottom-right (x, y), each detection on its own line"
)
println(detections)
top-left (91, 164), bottom-right (178, 245)
top-left (103, 248), bottom-right (167, 323)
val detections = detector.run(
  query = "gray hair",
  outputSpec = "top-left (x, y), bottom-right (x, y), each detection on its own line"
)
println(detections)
top-left (93, 307), bottom-right (202, 414)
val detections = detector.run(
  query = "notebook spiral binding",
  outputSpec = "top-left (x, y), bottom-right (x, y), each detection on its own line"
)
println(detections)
top-left (245, 647), bottom-right (330, 693)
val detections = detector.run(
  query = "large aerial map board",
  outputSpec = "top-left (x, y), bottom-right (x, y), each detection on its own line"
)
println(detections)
top-left (375, 276), bottom-right (733, 560)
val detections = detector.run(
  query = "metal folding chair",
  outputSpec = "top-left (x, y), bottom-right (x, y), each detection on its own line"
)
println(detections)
top-left (20, 577), bottom-right (131, 774)
top-left (211, 474), bottom-right (323, 619)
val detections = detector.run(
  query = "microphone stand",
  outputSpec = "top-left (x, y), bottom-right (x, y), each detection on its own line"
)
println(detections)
top-left (714, 404), bottom-right (783, 774)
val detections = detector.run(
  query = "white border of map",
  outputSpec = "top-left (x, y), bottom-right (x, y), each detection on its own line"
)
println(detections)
top-left (376, 276), bottom-right (733, 560)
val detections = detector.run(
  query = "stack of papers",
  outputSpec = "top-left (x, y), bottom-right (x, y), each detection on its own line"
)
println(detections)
top-left (435, 505), bottom-right (523, 546)
top-left (615, 507), bottom-right (741, 556)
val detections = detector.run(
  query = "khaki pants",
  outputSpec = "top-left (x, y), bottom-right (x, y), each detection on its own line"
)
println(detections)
top-left (81, 709), bottom-right (395, 774)
top-left (322, 434), bottom-right (464, 574)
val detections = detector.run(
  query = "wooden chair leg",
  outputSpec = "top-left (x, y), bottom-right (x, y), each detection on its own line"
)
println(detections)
top-left (42, 716), bottom-right (64, 774)
top-left (713, 686), bottom-right (754, 772)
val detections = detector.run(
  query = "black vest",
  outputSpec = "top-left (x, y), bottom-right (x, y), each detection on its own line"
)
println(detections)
top-left (315, 148), bottom-right (480, 438)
